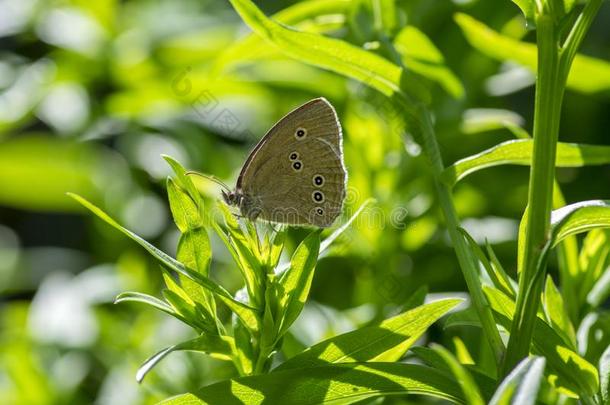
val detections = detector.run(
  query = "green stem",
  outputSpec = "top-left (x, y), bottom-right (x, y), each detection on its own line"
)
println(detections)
top-left (502, 14), bottom-right (565, 375)
top-left (416, 105), bottom-right (505, 370)
top-left (502, 0), bottom-right (603, 374)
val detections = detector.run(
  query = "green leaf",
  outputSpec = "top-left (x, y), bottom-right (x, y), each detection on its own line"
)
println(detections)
top-left (136, 334), bottom-right (234, 383)
top-left (214, 203), bottom-right (264, 305)
top-left (114, 291), bottom-right (191, 326)
top-left (484, 286), bottom-right (599, 396)
top-left (442, 139), bottom-right (610, 186)
top-left (227, 0), bottom-right (426, 102)
top-left (459, 228), bottom-right (516, 298)
top-left (587, 266), bottom-right (610, 308)
top-left (394, 26), bottom-right (464, 98)
top-left (277, 231), bottom-right (321, 335)
top-left (160, 363), bottom-right (465, 405)
top-left (461, 108), bottom-right (530, 139)
top-left (411, 347), bottom-right (497, 398)
top-left (399, 285), bottom-right (428, 312)
top-left (579, 230), bottom-right (610, 302)
top-left (489, 357), bottom-right (546, 405)
top-left (68, 193), bottom-right (261, 332)
top-left (276, 299), bottom-right (462, 371)
top-left (162, 271), bottom-right (195, 305)
top-left (543, 276), bottom-right (576, 349)
top-left (600, 345), bottom-right (610, 404)
top-left (455, 13), bottom-right (610, 94)
top-left (177, 230), bottom-right (215, 308)
top-left (167, 175), bottom-right (215, 313)
top-left (510, 0), bottom-right (536, 24)
top-left (431, 344), bottom-right (485, 405)
top-left (167, 177), bottom-right (203, 233)
top-left (162, 289), bottom-right (209, 331)
top-left (163, 155), bottom-right (204, 209)
top-left (214, 0), bottom-right (353, 73)
top-left (444, 306), bottom-right (481, 329)
top-left (115, 291), bottom-right (176, 314)
top-left (550, 200), bottom-right (610, 246)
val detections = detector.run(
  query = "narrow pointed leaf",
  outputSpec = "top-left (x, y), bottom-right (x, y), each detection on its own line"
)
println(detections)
top-left (136, 334), bottom-right (234, 383)
top-left (160, 363), bottom-right (465, 405)
top-left (543, 276), bottom-right (576, 349)
top-left (276, 299), bottom-right (462, 371)
top-left (510, 0), bottom-right (536, 24)
top-left (459, 228), bottom-right (515, 297)
top-left (278, 230), bottom-right (321, 335)
top-left (442, 140), bottom-right (610, 186)
top-left (115, 291), bottom-right (191, 326)
top-left (550, 200), bottom-right (610, 246)
top-left (600, 345), bottom-right (610, 404)
top-left (68, 193), bottom-right (260, 332)
top-left (489, 357), bottom-right (546, 405)
top-left (431, 344), bottom-right (485, 405)
top-left (484, 286), bottom-right (599, 396)
top-left (214, 0), bottom-right (352, 73)
top-left (227, 0), bottom-right (428, 103)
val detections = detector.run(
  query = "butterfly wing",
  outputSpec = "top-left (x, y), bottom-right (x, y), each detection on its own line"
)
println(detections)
top-left (237, 98), bottom-right (346, 227)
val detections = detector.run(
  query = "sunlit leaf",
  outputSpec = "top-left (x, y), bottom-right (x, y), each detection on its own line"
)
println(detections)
top-left (442, 140), bottom-right (610, 186)
top-left (68, 193), bottom-right (261, 332)
top-left (276, 299), bottom-right (462, 371)
top-left (160, 363), bottom-right (465, 405)
top-left (227, 0), bottom-right (428, 104)
top-left (431, 344), bottom-right (485, 405)
top-left (459, 228), bottom-right (516, 298)
top-left (484, 286), bottom-right (599, 396)
top-left (587, 266), bottom-right (610, 308)
top-left (136, 334), bottom-right (234, 383)
top-left (600, 345), bottom-right (610, 404)
top-left (455, 13), bottom-right (610, 94)
top-left (578, 229), bottom-right (610, 302)
top-left (214, 0), bottom-right (352, 73)
top-left (543, 276), bottom-right (576, 349)
top-left (277, 231), bottom-right (321, 335)
top-left (550, 200), bottom-right (610, 246)
top-left (509, 0), bottom-right (536, 25)
top-left (489, 357), bottom-right (545, 405)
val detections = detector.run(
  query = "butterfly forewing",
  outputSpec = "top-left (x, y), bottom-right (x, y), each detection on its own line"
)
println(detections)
top-left (237, 98), bottom-right (346, 227)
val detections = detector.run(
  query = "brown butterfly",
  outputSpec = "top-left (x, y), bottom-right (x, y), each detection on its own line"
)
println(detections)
top-left (222, 98), bottom-right (347, 227)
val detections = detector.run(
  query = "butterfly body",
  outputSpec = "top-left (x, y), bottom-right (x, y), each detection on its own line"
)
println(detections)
top-left (223, 98), bottom-right (346, 228)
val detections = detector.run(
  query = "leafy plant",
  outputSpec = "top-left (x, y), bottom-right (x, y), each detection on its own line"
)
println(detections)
top-left (52, 0), bottom-right (610, 403)
top-left (69, 156), bottom-right (463, 403)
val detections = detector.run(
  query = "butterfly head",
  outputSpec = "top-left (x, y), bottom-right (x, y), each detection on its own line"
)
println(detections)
top-left (221, 189), bottom-right (240, 207)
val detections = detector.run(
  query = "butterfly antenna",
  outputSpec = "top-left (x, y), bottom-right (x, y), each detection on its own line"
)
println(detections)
top-left (185, 171), bottom-right (231, 192)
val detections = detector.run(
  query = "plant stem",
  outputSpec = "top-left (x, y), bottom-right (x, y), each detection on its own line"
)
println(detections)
top-left (416, 104), bottom-right (505, 370)
top-left (502, 13), bottom-right (565, 375)
top-left (502, 0), bottom-right (603, 374)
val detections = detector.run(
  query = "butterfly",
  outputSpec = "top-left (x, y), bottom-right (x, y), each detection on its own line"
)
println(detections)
top-left (221, 98), bottom-right (347, 228)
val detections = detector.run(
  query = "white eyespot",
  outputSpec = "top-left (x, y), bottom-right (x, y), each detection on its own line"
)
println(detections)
top-left (312, 174), bottom-right (325, 187)
top-left (295, 127), bottom-right (307, 139)
top-left (311, 190), bottom-right (325, 203)
top-left (315, 207), bottom-right (324, 216)
top-left (292, 160), bottom-right (303, 172)
top-left (289, 151), bottom-right (299, 161)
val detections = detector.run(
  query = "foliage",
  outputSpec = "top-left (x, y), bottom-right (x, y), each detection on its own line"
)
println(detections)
top-left (1, 0), bottom-right (610, 404)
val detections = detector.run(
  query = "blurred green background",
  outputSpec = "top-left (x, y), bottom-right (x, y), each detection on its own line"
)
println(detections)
top-left (0, 0), bottom-right (608, 403)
